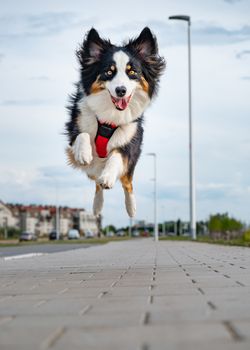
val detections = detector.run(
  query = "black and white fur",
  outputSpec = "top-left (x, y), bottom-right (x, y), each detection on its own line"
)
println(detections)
top-left (66, 27), bottom-right (165, 218)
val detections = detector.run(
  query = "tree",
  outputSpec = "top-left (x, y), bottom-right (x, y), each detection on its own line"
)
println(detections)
top-left (103, 225), bottom-right (116, 235)
top-left (208, 214), bottom-right (222, 233)
top-left (176, 219), bottom-right (181, 236)
top-left (208, 213), bottom-right (243, 238)
top-left (0, 226), bottom-right (21, 239)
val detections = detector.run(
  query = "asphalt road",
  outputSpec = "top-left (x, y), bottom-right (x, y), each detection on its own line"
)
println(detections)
top-left (0, 243), bottom-right (93, 258)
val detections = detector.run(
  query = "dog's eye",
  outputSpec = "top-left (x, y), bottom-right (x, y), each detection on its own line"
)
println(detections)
top-left (128, 70), bottom-right (136, 76)
top-left (105, 70), bottom-right (113, 76)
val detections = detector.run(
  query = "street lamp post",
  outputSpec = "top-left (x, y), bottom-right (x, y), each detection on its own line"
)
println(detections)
top-left (162, 205), bottom-right (166, 236)
top-left (55, 183), bottom-right (60, 240)
top-left (147, 153), bottom-right (158, 242)
top-left (56, 205), bottom-right (60, 240)
top-left (169, 14), bottom-right (197, 240)
top-left (4, 217), bottom-right (8, 240)
top-left (129, 217), bottom-right (133, 238)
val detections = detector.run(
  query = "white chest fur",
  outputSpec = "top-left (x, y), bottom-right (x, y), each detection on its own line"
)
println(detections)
top-left (73, 98), bottom-right (138, 179)
top-left (77, 98), bottom-right (137, 156)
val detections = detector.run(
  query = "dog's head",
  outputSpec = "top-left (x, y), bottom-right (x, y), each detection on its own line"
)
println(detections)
top-left (77, 27), bottom-right (165, 125)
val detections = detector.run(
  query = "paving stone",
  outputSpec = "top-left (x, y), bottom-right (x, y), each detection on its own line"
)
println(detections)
top-left (52, 323), bottom-right (231, 350)
top-left (0, 239), bottom-right (250, 349)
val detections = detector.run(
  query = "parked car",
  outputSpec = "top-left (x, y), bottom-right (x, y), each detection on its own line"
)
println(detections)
top-left (85, 230), bottom-right (95, 239)
top-left (106, 231), bottom-right (114, 237)
top-left (116, 230), bottom-right (126, 237)
top-left (167, 231), bottom-right (176, 236)
top-left (49, 230), bottom-right (63, 240)
top-left (68, 229), bottom-right (80, 240)
top-left (19, 232), bottom-right (37, 242)
top-left (132, 230), bottom-right (140, 237)
top-left (140, 230), bottom-right (150, 237)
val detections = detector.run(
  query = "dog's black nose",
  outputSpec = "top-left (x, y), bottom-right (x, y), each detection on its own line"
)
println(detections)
top-left (115, 86), bottom-right (127, 97)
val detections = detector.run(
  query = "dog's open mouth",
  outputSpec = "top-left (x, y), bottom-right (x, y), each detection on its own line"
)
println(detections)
top-left (111, 95), bottom-right (131, 111)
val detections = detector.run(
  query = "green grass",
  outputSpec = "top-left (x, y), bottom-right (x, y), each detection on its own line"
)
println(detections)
top-left (1, 235), bottom-right (249, 248)
top-left (197, 236), bottom-right (250, 247)
top-left (160, 235), bottom-right (250, 247)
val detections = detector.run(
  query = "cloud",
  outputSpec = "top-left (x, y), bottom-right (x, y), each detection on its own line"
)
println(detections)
top-left (241, 76), bottom-right (250, 80)
top-left (0, 99), bottom-right (53, 106)
top-left (142, 182), bottom-right (249, 202)
top-left (223, 0), bottom-right (242, 3)
top-left (0, 53), bottom-right (4, 62)
top-left (0, 166), bottom-right (66, 190)
top-left (197, 183), bottom-right (232, 200)
top-left (2, 12), bottom-right (250, 48)
top-left (0, 167), bottom-right (39, 189)
top-left (179, 22), bottom-right (250, 45)
top-left (37, 165), bottom-right (85, 188)
top-left (137, 182), bottom-right (188, 201)
top-left (196, 182), bottom-right (249, 201)
top-left (29, 75), bottom-right (50, 81)
top-left (1, 164), bottom-right (250, 226)
top-left (106, 20), bottom-right (250, 46)
top-left (0, 12), bottom-right (86, 40)
top-left (0, 165), bottom-right (92, 208)
top-left (236, 50), bottom-right (250, 59)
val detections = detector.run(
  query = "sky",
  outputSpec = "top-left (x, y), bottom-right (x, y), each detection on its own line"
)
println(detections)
top-left (0, 0), bottom-right (250, 228)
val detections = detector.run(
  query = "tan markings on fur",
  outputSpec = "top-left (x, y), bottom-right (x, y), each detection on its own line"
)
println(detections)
top-left (110, 149), bottom-right (119, 156)
top-left (66, 147), bottom-right (82, 169)
top-left (111, 65), bottom-right (115, 71)
top-left (126, 64), bottom-right (131, 70)
top-left (122, 155), bottom-right (128, 170)
top-left (140, 76), bottom-right (149, 93)
top-left (88, 175), bottom-right (96, 181)
top-left (95, 183), bottom-right (102, 192)
top-left (120, 174), bottom-right (133, 194)
top-left (91, 76), bottom-right (105, 94)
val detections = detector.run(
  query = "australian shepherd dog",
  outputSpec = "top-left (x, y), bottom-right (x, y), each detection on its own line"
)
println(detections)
top-left (66, 27), bottom-right (165, 218)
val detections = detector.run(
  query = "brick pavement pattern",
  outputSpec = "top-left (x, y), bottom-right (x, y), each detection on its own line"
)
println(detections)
top-left (0, 239), bottom-right (250, 350)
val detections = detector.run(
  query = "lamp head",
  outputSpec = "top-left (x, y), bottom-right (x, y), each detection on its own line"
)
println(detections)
top-left (169, 15), bottom-right (191, 24)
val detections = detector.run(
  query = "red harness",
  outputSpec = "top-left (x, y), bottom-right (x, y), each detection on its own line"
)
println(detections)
top-left (95, 121), bottom-right (117, 158)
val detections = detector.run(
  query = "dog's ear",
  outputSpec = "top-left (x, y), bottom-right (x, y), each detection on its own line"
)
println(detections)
top-left (86, 28), bottom-right (105, 60)
top-left (126, 27), bottom-right (158, 58)
top-left (78, 28), bottom-right (112, 65)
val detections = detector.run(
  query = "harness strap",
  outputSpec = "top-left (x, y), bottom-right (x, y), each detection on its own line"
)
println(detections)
top-left (95, 121), bottom-right (117, 158)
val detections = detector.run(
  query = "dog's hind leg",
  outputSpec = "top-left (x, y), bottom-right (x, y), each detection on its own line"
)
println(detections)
top-left (120, 174), bottom-right (136, 218)
top-left (93, 183), bottom-right (104, 216)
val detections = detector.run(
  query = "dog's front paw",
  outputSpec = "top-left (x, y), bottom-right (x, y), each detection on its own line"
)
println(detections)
top-left (98, 172), bottom-right (116, 189)
top-left (73, 134), bottom-right (93, 165)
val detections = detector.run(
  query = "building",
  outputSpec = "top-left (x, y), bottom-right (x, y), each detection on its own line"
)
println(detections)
top-left (0, 201), bottom-right (19, 229)
top-left (0, 201), bottom-right (99, 237)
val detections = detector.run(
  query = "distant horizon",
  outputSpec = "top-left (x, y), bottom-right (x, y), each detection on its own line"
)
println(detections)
top-left (1, 199), bottom-right (248, 227)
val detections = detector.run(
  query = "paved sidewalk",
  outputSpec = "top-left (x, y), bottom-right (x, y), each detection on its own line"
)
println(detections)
top-left (0, 239), bottom-right (250, 350)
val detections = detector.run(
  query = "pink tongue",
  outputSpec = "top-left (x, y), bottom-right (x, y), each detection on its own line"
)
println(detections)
top-left (116, 98), bottom-right (128, 110)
